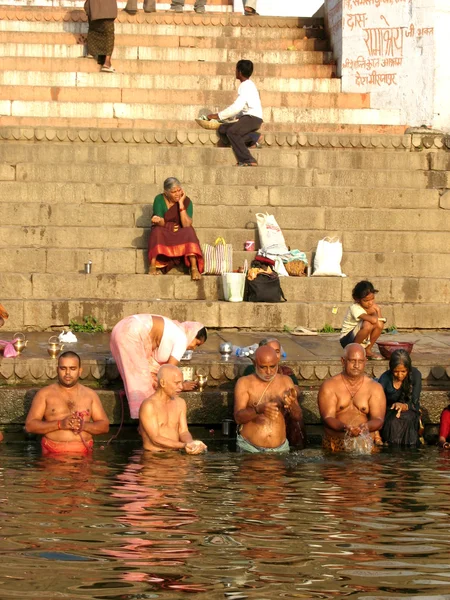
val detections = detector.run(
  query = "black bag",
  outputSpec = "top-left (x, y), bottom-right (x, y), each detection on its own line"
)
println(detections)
top-left (244, 273), bottom-right (286, 303)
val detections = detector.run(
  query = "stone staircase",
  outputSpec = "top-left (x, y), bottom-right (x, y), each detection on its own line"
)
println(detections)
top-left (0, 5), bottom-right (449, 332)
top-left (0, 6), bottom-right (404, 132)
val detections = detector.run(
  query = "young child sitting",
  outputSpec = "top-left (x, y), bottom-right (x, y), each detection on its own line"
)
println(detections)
top-left (340, 280), bottom-right (386, 360)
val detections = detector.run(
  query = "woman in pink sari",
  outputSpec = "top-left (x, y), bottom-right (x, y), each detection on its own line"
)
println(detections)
top-left (110, 315), bottom-right (207, 418)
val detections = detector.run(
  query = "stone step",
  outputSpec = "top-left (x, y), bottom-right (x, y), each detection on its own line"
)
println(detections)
top-left (3, 297), bottom-right (450, 331)
top-left (0, 42), bottom-right (334, 64)
top-left (0, 56), bottom-right (337, 78)
top-left (0, 70), bottom-right (342, 93)
top-left (1, 273), bottom-right (449, 306)
top-left (0, 20), bottom-right (327, 40)
top-left (0, 31), bottom-right (330, 51)
top-left (0, 181), bottom-right (440, 209)
top-left (6, 161), bottom-right (443, 188)
top-left (1, 225), bottom-right (447, 254)
top-left (0, 86), bottom-right (371, 110)
top-left (0, 6), bottom-right (321, 24)
top-left (1, 247), bottom-right (449, 279)
top-left (1, 144), bottom-right (440, 172)
top-left (0, 115), bottom-right (406, 134)
top-left (0, 0), bottom-right (234, 11)
top-left (0, 101), bottom-right (402, 125)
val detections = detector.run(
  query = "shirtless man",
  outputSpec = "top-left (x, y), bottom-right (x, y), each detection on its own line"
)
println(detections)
top-left (234, 346), bottom-right (303, 453)
top-left (139, 364), bottom-right (207, 454)
top-left (318, 343), bottom-right (386, 452)
top-left (25, 351), bottom-right (109, 455)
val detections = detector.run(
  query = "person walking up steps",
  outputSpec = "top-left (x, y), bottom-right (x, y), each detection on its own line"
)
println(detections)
top-left (208, 59), bottom-right (263, 167)
top-left (85, 0), bottom-right (118, 72)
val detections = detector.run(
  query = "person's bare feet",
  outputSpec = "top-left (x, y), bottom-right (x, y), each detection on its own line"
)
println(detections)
top-left (191, 267), bottom-right (202, 281)
top-left (149, 266), bottom-right (161, 275)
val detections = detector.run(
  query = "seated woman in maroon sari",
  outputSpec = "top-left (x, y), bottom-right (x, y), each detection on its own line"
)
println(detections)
top-left (148, 177), bottom-right (204, 281)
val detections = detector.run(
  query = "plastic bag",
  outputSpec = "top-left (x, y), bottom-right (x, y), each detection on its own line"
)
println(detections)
top-left (312, 237), bottom-right (346, 277)
top-left (202, 237), bottom-right (233, 275)
top-left (256, 213), bottom-right (289, 255)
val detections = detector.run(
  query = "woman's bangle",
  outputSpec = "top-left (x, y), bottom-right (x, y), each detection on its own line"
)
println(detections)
top-left (180, 207), bottom-right (186, 212)
top-left (57, 420), bottom-right (61, 430)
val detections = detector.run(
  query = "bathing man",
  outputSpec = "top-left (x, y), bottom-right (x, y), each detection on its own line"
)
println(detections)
top-left (139, 364), bottom-right (207, 454)
top-left (25, 351), bottom-right (110, 455)
top-left (318, 343), bottom-right (386, 452)
top-left (234, 346), bottom-right (302, 452)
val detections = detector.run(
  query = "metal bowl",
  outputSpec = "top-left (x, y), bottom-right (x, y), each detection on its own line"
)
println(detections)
top-left (219, 342), bottom-right (233, 356)
top-left (376, 341), bottom-right (414, 360)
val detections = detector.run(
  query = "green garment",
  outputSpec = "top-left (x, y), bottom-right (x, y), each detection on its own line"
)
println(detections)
top-left (153, 193), bottom-right (193, 219)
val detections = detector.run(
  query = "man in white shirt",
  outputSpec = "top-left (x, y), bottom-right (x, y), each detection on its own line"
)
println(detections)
top-left (208, 59), bottom-right (263, 167)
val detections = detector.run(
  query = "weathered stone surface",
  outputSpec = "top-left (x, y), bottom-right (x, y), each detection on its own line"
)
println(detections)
top-left (1, 387), bottom-right (448, 430)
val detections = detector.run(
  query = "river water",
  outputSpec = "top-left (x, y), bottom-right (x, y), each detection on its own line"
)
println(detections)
top-left (1, 443), bottom-right (450, 599)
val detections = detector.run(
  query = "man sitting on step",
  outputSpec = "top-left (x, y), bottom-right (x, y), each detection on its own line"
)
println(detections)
top-left (208, 59), bottom-right (263, 167)
top-left (234, 346), bottom-right (303, 452)
top-left (25, 352), bottom-right (110, 455)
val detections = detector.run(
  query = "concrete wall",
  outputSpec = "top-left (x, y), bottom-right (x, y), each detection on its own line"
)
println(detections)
top-left (324, 0), bottom-right (450, 131)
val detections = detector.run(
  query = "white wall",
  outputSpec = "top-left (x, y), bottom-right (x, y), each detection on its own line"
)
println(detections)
top-left (325, 0), bottom-right (448, 130)
top-left (433, 0), bottom-right (450, 130)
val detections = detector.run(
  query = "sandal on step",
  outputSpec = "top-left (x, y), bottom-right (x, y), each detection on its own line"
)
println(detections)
top-left (367, 353), bottom-right (384, 361)
top-left (244, 7), bottom-right (259, 15)
top-left (291, 326), bottom-right (318, 336)
top-left (101, 65), bottom-right (116, 72)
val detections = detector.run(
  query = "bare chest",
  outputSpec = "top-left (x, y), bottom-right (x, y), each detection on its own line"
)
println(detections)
top-left (155, 406), bottom-right (181, 429)
top-left (45, 395), bottom-right (91, 419)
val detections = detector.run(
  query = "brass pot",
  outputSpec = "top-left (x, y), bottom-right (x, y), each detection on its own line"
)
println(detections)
top-left (47, 336), bottom-right (64, 358)
top-left (13, 332), bottom-right (28, 354)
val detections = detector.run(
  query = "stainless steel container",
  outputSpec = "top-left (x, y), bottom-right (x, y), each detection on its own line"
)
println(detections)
top-left (222, 419), bottom-right (233, 436)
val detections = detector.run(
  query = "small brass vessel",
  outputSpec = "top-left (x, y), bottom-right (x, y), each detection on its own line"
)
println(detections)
top-left (47, 336), bottom-right (64, 358)
top-left (195, 367), bottom-right (208, 391)
top-left (13, 332), bottom-right (28, 354)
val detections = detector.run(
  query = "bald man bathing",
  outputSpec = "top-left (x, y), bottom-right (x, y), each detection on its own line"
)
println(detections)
top-left (139, 364), bottom-right (207, 454)
top-left (234, 346), bottom-right (303, 453)
top-left (318, 343), bottom-right (386, 452)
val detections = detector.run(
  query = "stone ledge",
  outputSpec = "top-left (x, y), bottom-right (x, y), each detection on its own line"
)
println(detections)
top-left (0, 7), bottom-right (323, 29)
top-left (0, 387), bottom-right (448, 429)
top-left (1, 356), bottom-right (449, 386)
top-left (0, 126), bottom-right (425, 150)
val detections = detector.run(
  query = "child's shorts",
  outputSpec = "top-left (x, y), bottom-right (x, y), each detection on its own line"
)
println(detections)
top-left (339, 323), bottom-right (370, 349)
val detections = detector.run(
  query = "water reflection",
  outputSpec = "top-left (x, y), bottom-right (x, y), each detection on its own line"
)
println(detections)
top-left (0, 446), bottom-right (450, 599)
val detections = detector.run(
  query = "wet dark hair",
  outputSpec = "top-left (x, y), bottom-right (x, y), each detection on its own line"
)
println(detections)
top-left (195, 327), bottom-right (208, 343)
top-left (352, 280), bottom-right (378, 301)
top-left (236, 59), bottom-right (254, 78)
top-left (58, 351), bottom-right (81, 367)
top-left (389, 349), bottom-right (412, 405)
